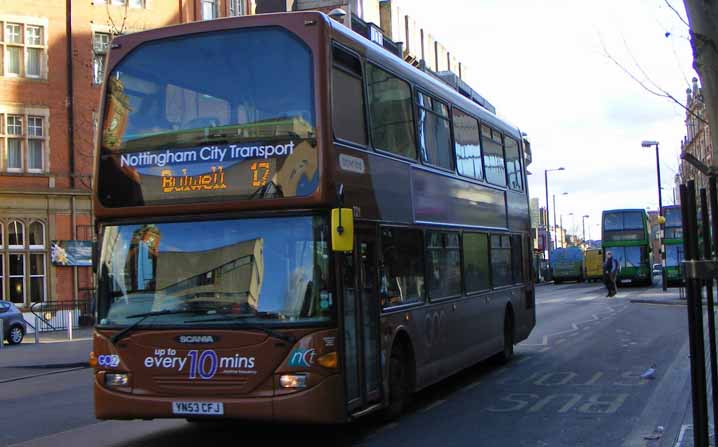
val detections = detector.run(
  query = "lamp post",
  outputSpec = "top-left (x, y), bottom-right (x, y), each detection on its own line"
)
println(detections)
top-left (582, 215), bottom-right (589, 245)
top-left (544, 167), bottom-right (565, 262)
top-left (642, 140), bottom-right (667, 291)
top-left (553, 192), bottom-right (568, 249)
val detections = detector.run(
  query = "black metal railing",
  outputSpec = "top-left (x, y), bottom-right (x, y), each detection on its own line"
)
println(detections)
top-left (679, 176), bottom-right (718, 446)
top-left (30, 300), bottom-right (93, 332)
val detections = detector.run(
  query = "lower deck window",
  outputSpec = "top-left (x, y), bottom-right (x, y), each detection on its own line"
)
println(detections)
top-left (490, 234), bottom-right (511, 287)
top-left (426, 231), bottom-right (461, 299)
top-left (380, 227), bottom-right (424, 308)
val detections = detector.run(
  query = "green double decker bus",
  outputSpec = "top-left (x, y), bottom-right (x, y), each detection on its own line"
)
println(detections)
top-left (601, 209), bottom-right (651, 286)
top-left (662, 205), bottom-right (684, 286)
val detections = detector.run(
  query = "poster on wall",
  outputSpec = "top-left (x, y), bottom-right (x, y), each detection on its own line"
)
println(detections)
top-left (51, 240), bottom-right (93, 267)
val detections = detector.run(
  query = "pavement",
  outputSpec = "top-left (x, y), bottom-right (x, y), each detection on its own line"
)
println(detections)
top-left (0, 328), bottom-right (92, 383)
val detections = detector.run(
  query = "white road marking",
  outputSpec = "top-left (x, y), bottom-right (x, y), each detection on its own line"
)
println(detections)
top-left (675, 424), bottom-right (691, 447)
top-left (460, 381), bottom-right (481, 392)
top-left (576, 296), bottom-right (597, 302)
top-left (542, 298), bottom-right (566, 304)
top-left (421, 399), bottom-right (447, 413)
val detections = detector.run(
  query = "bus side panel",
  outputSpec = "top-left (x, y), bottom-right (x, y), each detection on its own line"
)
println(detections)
top-left (334, 146), bottom-right (414, 223)
top-left (507, 191), bottom-right (530, 233)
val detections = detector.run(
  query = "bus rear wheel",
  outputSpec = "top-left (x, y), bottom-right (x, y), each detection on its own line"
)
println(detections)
top-left (497, 311), bottom-right (515, 364)
top-left (382, 347), bottom-right (410, 421)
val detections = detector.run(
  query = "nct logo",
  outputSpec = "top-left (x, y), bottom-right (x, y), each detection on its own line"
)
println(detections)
top-left (288, 348), bottom-right (316, 367)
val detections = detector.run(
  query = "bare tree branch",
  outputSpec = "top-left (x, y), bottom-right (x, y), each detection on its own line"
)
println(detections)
top-left (598, 33), bottom-right (709, 125)
top-left (664, 0), bottom-right (690, 27)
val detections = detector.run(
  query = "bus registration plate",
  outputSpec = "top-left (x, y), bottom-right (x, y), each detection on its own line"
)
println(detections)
top-left (172, 401), bottom-right (224, 416)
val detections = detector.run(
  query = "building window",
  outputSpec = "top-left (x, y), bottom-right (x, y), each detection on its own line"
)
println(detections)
top-left (29, 253), bottom-right (45, 303)
top-left (8, 253), bottom-right (24, 304)
top-left (2, 22), bottom-right (46, 79)
top-left (129, 0), bottom-right (145, 8)
top-left (27, 116), bottom-right (44, 171)
top-left (416, 92), bottom-right (453, 170)
top-left (2, 220), bottom-right (47, 305)
top-left (229, 0), bottom-right (245, 16)
top-left (29, 221), bottom-right (44, 249)
top-left (380, 227), bottom-right (424, 308)
top-left (1, 112), bottom-right (48, 173)
top-left (202, 0), bottom-right (218, 20)
top-left (93, 33), bottom-right (111, 85)
top-left (453, 108), bottom-right (483, 180)
top-left (332, 46), bottom-right (367, 145)
top-left (367, 63), bottom-right (416, 159)
top-left (426, 231), bottom-right (461, 299)
top-left (8, 220), bottom-right (23, 249)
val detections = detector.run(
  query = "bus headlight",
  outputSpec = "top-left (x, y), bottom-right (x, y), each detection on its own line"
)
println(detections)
top-left (105, 373), bottom-right (130, 387)
top-left (280, 374), bottom-right (307, 388)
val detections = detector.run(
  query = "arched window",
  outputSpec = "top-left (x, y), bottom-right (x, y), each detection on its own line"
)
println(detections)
top-left (8, 220), bottom-right (24, 249)
top-left (29, 221), bottom-right (45, 249)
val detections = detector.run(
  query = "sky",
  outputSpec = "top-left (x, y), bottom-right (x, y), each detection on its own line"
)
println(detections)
top-left (396, 0), bottom-right (696, 238)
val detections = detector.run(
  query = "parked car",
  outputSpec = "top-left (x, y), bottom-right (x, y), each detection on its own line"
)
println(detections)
top-left (1, 300), bottom-right (26, 344)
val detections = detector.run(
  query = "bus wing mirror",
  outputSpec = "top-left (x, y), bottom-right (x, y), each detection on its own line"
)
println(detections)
top-left (331, 208), bottom-right (354, 252)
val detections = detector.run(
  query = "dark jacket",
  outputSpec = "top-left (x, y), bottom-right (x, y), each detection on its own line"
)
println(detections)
top-left (604, 257), bottom-right (619, 274)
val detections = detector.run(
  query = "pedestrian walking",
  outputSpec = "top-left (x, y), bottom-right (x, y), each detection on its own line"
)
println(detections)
top-left (603, 251), bottom-right (619, 297)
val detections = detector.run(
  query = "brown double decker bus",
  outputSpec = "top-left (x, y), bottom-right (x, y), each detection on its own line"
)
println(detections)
top-left (91, 11), bottom-right (535, 423)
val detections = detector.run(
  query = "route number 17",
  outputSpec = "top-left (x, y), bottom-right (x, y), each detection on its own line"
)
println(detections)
top-left (251, 162), bottom-right (271, 187)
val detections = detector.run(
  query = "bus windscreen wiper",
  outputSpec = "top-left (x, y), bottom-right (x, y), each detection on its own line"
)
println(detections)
top-left (110, 309), bottom-right (210, 345)
top-left (184, 314), bottom-right (296, 344)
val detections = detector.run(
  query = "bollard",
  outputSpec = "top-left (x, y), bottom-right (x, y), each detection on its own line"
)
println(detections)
top-left (0, 318), bottom-right (4, 350)
top-left (34, 315), bottom-right (39, 344)
top-left (67, 310), bottom-right (73, 341)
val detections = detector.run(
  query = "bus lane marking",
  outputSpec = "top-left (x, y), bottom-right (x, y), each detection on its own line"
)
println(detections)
top-left (486, 392), bottom-right (630, 415)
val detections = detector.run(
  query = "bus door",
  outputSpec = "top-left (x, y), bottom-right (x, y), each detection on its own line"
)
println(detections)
top-left (341, 225), bottom-right (382, 413)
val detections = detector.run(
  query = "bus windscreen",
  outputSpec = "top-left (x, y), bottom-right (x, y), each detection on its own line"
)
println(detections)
top-left (96, 216), bottom-right (331, 327)
top-left (98, 27), bottom-right (317, 207)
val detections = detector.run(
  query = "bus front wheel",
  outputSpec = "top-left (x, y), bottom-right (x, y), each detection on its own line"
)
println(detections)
top-left (383, 347), bottom-right (410, 421)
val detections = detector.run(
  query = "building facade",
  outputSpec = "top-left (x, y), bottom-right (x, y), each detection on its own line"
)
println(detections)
top-left (680, 77), bottom-right (713, 192)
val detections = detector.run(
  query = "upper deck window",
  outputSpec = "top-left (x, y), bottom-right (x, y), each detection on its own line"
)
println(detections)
top-left (98, 27), bottom-right (317, 207)
top-left (453, 108), bottom-right (483, 180)
top-left (482, 124), bottom-right (506, 187)
top-left (332, 45), bottom-right (367, 146)
top-left (603, 211), bottom-right (644, 231)
top-left (504, 137), bottom-right (523, 191)
top-left (416, 92), bottom-right (453, 170)
top-left (366, 64), bottom-right (416, 159)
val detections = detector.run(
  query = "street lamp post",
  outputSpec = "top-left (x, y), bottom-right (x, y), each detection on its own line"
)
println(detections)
top-left (642, 140), bottom-right (667, 291)
top-left (553, 192), bottom-right (568, 249)
top-left (582, 215), bottom-right (589, 244)
top-left (544, 167), bottom-right (565, 262)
